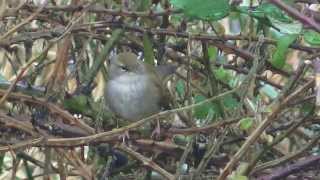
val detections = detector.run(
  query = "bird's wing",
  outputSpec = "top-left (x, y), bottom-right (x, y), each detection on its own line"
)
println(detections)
top-left (155, 64), bottom-right (177, 80)
top-left (145, 63), bottom-right (175, 110)
top-left (151, 74), bottom-right (172, 110)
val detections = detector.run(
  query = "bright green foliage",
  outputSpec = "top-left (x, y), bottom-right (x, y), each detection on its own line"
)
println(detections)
top-left (176, 80), bottom-right (185, 97)
top-left (193, 95), bottom-right (220, 119)
top-left (213, 67), bottom-right (231, 82)
top-left (255, 3), bottom-right (292, 23)
top-left (222, 94), bottom-right (239, 109)
top-left (239, 117), bottom-right (254, 130)
top-left (143, 33), bottom-right (155, 65)
top-left (304, 30), bottom-right (320, 46)
top-left (270, 34), bottom-right (297, 69)
top-left (208, 46), bottom-right (218, 61)
top-left (240, 2), bottom-right (291, 23)
top-left (194, 95), bottom-right (211, 119)
top-left (238, 2), bottom-right (301, 33)
top-left (269, 18), bottom-right (302, 34)
top-left (170, 0), bottom-right (230, 21)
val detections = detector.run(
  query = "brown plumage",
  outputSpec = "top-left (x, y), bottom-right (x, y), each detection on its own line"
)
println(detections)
top-left (105, 52), bottom-right (175, 122)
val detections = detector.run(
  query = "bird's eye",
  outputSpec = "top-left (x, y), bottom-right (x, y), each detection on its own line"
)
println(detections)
top-left (119, 65), bottom-right (128, 72)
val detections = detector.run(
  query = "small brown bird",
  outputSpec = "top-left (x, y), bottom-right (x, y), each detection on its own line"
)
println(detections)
top-left (105, 52), bottom-right (176, 138)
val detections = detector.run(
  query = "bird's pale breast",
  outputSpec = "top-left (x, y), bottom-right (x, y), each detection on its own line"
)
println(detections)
top-left (106, 74), bottom-right (161, 121)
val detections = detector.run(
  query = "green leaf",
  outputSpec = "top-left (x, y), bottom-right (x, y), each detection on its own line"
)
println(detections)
top-left (63, 95), bottom-right (88, 113)
top-left (223, 94), bottom-right (239, 109)
top-left (173, 135), bottom-right (189, 145)
top-left (238, 2), bottom-right (300, 33)
top-left (176, 80), bottom-right (185, 96)
top-left (269, 18), bottom-right (302, 34)
top-left (143, 33), bottom-right (155, 65)
top-left (170, 0), bottom-right (230, 21)
top-left (270, 34), bottom-right (297, 69)
top-left (304, 30), bottom-right (320, 45)
top-left (194, 95), bottom-right (210, 119)
top-left (213, 67), bottom-right (230, 82)
top-left (193, 95), bottom-right (220, 119)
top-left (256, 3), bottom-right (292, 23)
top-left (239, 117), bottom-right (254, 130)
top-left (208, 46), bottom-right (218, 61)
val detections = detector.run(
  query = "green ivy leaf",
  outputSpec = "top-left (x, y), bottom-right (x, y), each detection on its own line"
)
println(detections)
top-left (239, 117), bottom-right (254, 130)
top-left (170, 0), bottom-right (230, 21)
top-left (304, 30), bottom-right (320, 45)
top-left (239, 2), bottom-right (300, 33)
top-left (143, 33), bottom-right (155, 65)
top-left (213, 67), bottom-right (230, 82)
top-left (193, 95), bottom-right (222, 120)
top-left (256, 3), bottom-right (292, 23)
top-left (176, 80), bottom-right (185, 97)
top-left (208, 46), bottom-right (218, 61)
top-left (63, 95), bottom-right (88, 114)
top-left (270, 34), bottom-right (297, 69)
top-left (223, 94), bottom-right (239, 109)
top-left (193, 95), bottom-right (213, 119)
top-left (269, 18), bottom-right (302, 34)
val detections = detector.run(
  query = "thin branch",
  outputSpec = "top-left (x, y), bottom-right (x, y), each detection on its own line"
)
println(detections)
top-left (21, 4), bottom-right (180, 18)
top-left (218, 79), bottom-right (314, 180)
top-left (115, 144), bottom-right (175, 180)
top-left (0, 112), bottom-right (37, 136)
top-left (268, 0), bottom-right (320, 32)
top-left (254, 133), bottom-right (320, 175)
top-left (0, 1), bottom-right (48, 42)
top-left (0, 88), bottom-right (237, 148)
top-left (0, 89), bottom-right (95, 134)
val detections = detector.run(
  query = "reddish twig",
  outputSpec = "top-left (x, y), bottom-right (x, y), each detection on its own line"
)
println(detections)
top-left (257, 155), bottom-right (320, 180)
